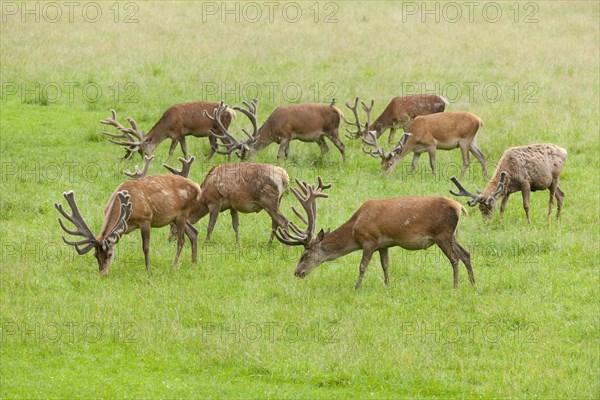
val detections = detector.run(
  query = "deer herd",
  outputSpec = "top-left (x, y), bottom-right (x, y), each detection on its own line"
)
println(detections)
top-left (55, 94), bottom-right (567, 289)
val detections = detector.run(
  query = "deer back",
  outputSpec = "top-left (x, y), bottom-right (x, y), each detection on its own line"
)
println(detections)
top-left (200, 163), bottom-right (288, 208)
top-left (99, 175), bottom-right (201, 237)
top-left (266, 103), bottom-right (343, 140)
top-left (406, 111), bottom-right (483, 143)
top-left (147, 102), bottom-right (235, 142)
top-left (350, 196), bottom-right (463, 245)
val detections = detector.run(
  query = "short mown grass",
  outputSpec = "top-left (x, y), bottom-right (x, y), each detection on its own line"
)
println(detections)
top-left (1, 2), bottom-right (598, 398)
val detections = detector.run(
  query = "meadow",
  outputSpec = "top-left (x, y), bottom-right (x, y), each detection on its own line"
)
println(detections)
top-left (1, 1), bottom-right (598, 398)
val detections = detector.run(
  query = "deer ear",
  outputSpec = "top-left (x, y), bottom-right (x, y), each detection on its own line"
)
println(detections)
top-left (316, 229), bottom-right (326, 241)
top-left (101, 241), bottom-right (109, 252)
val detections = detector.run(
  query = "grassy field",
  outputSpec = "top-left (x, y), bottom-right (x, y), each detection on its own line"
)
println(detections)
top-left (1, 1), bottom-right (599, 398)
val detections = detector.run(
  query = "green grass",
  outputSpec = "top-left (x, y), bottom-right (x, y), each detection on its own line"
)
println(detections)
top-left (1, 1), bottom-right (599, 398)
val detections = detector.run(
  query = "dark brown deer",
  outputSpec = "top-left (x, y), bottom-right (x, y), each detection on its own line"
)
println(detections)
top-left (274, 177), bottom-right (475, 289)
top-left (101, 102), bottom-right (236, 159)
top-left (207, 100), bottom-right (346, 161)
top-left (346, 94), bottom-right (447, 143)
top-left (55, 164), bottom-right (202, 274)
top-left (354, 102), bottom-right (487, 178)
top-left (450, 143), bottom-right (567, 223)
top-left (167, 161), bottom-right (289, 243)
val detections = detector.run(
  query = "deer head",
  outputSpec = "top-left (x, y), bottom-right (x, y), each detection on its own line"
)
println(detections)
top-left (361, 131), bottom-right (411, 175)
top-left (450, 172), bottom-right (507, 219)
top-left (55, 190), bottom-right (132, 274)
top-left (101, 109), bottom-right (156, 159)
top-left (274, 176), bottom-right (332, 278)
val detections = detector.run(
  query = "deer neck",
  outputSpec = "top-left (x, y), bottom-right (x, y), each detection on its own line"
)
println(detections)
top-left (316, 220), bottom-right (360, 262)
top-left (249, 124), bottom-right (273, 152)
top-left (97, 191), bottom-right (125, 242)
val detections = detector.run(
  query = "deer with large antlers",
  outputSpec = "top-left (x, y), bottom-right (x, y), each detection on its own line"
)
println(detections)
top-left (55, 158), bottom-right (202, 274)
top-left (450, 143), bottom-right (567, 223)
top-left (101, 102), bottom-right (236, 160)
top-left (351, 98), bottom-right (488, 178)
top-left (274, 178), bottom-right (475, 289)
top-left (346, 94), bottom-right (447, 143)
top-left (206, 100), bottom-right (346, 161)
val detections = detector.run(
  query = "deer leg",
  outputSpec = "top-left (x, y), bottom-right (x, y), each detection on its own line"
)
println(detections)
top-left (547, 181), bottom-right (558, 218)
top-left (207, 134), bottom-right (217, 161)
top-left (411, 152), bottom-right (421, 174)
top-left (327, 132), bottom-right (346, 162)
top-left (205, 205), bottom-right (221, 242)
top-left (316, 137), bottom-right (330, 154)
top-left (184, 222), bottom-right (198, 263)
top-left (355, 247), bottom-right (376, 290)
top-left (454, 242), bottom-right (475, 286)
top-left (434, 236), bottom-right (460, 288)
top-left (140, 223), bottom-right (151, 272)
top-left (262, 204), bottom-right (288, 244)
top-left (555, 186), bottom-right (565, 219)
top-left (179, 137), bottom-right (188, 156)
top-left (387, 128), bottom-right (396, 145)
top-left (168, 223), bottom-right (177, 242)
top-left (168, 139), bottom-right (178, 156)
top-left (230, 209), bottom-right (240, 243)
top-left (379, 248), bottom-right (390, 286)
top-left (277, 138), bottom-right (290, 160)
top-left (459, 143), bottom-right (470, 179)
top-left (499, 194), bottom-right (510, 217)
top-left (470, 141), bottom-right (488, 180)
top-left (521, 184), bottom-right (532, 224)
top-left (172, 217), bottom-right (186, 268)
top-left (427, 148), bottom-right (437, 175)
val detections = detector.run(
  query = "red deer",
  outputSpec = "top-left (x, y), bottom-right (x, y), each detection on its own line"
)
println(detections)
top-left (274, 177), bottom-right (475, 289)
top-left (450, 143), bottom-right (567, 223)
top-left (167, 161), bottom-right (290, 243)
top-left (353, 101), bottom-right (488, 178)
top-left (346, 94), bottom-right (447, 143)
top-left (55, 161), bottom-right (201, 274)
top-left (101, 102), bottom-right (236, 159)
top-left (207, 100), bottom-right (346, 161)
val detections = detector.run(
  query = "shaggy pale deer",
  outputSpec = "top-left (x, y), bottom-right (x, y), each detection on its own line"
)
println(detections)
top-left (206, 100), bottom-right (346, 160)
top-left (101, 102), bottom-right (236, 159)
top-left (274, 177), bottom-right (475, 289)
top-left (352, 100), bottom-right (488, 178)
top-left (450, 143), bottom-right (567, 223)
top-left (346, 94), bottom-right (447, 143)
top-left (55, 161), bottom-right (202, 274)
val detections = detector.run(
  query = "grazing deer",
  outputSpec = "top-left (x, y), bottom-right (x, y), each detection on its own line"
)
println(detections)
top-left (450, 143), bottom-right (567, 223)
top-left (55, 161), bottom-right (202, 274)
top-left (101, 102), bottom-right (236, 159)
top-left (166, 161), bottom-right (289, 243)
top-left (274, 177), bottom-right (475, 289)
top-left (352, 100), bottom-right (487, 178)
top-left (207, 100), bottom-right (346, 161)
top-left (346, 94), bottom-right (447, 143)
